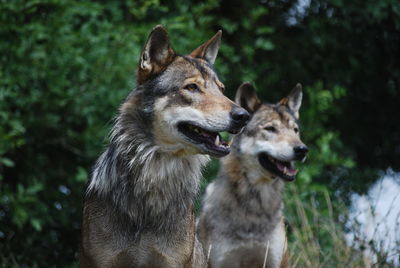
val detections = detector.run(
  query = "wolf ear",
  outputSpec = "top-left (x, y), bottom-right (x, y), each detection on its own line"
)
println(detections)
top-left (137, 25), bottom-right (176, 84)
top-left (279, 83), bottom-right (303, 119)
top-left (235, 82), bottom-right (262, 114)
top-left (190, 30), bottom-right (222, 64)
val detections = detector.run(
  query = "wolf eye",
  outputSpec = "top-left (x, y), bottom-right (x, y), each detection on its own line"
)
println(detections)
top-left (294, 127), bottom-right (299, 133)
top-left (184, 83), bottom-right (199, 91)
top-left (264, 126), bottom-right (276, 132)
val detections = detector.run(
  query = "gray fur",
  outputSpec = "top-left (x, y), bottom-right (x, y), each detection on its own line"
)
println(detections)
top-left (87, 86), bottom-right (209, 232)
top-left (81, 81), bottom-right (210, 268)
top-left (198, 151), bottom-right (286, 268)
top-left (198, 84), bottom-right (307, 268)
top-left (80, 26), bottom-right (248, 268)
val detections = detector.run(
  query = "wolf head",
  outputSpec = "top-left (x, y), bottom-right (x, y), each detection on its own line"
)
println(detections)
top-left (120, 25), bottom-right (249, 158)
top-left (233, 82), bottom-right (308, 182)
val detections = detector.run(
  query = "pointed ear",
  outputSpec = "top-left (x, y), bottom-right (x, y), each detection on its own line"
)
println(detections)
top-left (235, 82), bottom-right (262, 114)
top-left (279, 83), bottom-right (303, 119)
top-left (190, 30), bottom-right (222, 64)
top-left (137, 25), bottom-right (176, 84)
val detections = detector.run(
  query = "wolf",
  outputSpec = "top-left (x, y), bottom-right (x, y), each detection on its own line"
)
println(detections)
top-left (79, 25), bottom-right (250, 268)
top-left (197, 82), bottom-right (308, 268)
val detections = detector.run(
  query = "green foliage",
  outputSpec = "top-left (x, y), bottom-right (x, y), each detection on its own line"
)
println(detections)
top-left (0, 0), bottom-right (399, 267)
top-left (297, 82), bottom-right (354, 185)
top-left (284, 185), bottom-right (368, 267)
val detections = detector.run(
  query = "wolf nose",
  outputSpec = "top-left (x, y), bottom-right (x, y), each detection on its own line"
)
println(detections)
top-left (294, 145), bottom-right (309, 159)
top-left (230, 107), bottom-right (250, 126)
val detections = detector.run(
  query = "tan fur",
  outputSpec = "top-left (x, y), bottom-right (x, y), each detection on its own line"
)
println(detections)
top-left (80, 26), bottom-right (249, 268)
top-left (198, 83), bottom-right (307, 268)
top-left (81, 198), bottom-right (201, 268)
top-left (190, 31), bottom-right (221, 63)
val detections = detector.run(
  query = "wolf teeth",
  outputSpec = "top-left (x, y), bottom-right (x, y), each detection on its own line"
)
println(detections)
top-left (283, 166), bottom-right (287, 174)
top-left (214, 135), bottom-right (220, 146)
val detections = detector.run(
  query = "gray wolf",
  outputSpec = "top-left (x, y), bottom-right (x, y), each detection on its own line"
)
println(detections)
top-left (197, 82), bottom-right (308, 268)
top-left (79, 25), bottom-right (249, 268)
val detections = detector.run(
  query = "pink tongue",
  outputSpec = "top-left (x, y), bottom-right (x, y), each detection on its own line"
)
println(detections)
top-left (276, 162), bottom-right (298, 176)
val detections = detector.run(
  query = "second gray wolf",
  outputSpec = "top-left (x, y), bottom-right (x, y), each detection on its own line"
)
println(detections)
top-left (79, 25), bottom-right (249, 268)
top-left (197, 82), bottom-right (308, 268)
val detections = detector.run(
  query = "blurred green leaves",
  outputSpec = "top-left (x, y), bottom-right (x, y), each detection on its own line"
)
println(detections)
top-left (295, 82), bottom-right (354, 185)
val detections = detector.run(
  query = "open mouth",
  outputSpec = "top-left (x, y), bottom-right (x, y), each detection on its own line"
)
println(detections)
top-left (177, 122), bottom-right (234, 157)
top-left (258, 153), bottom-right (298, 182)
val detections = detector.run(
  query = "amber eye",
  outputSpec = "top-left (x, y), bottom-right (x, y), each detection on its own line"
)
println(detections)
top-left (265, 126), bottom-right (276, 132)
top-left (294, 127), bottom-right (299, 133)
top-left (184, 83), bottom-right (199, 91)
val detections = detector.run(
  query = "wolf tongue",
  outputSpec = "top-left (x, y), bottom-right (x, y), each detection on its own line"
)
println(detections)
top-left (276, 162), bottom-right (298, 176)
top-left (276, 162), bottom-right (286, 172)
top-left (286, 168), bottom-right (298, 176)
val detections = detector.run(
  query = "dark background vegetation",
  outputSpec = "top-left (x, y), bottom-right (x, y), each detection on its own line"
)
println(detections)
top-left (1, 0), bottom-right (399, 267)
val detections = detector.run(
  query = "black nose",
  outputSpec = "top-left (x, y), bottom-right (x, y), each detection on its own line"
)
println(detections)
top-left (230, 106), bottom-right (250, 126)
top-left (293, 145), bottom-right (309, 159)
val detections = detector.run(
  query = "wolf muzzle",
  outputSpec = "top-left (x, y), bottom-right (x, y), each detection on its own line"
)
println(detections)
top-left (229, 105), bottom-right (250, 132)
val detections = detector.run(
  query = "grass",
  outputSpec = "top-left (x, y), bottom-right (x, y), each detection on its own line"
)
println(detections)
top-left (284, 184), bottom-right (399, 268)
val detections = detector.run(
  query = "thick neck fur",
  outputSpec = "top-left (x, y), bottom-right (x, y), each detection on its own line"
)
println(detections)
top-left (87, 89), bottom-right (209, 232)
top-left (219, 150), bottom-right (284, 235)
